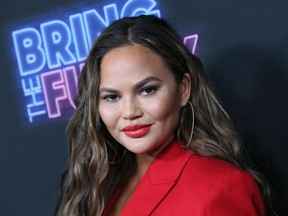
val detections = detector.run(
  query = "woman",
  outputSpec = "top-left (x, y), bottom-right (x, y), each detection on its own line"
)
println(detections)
top-left (55, 15), bottom-right (276, 215)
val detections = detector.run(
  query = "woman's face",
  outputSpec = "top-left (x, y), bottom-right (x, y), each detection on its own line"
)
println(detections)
top-left (99, 44), bottom-right (190, 155)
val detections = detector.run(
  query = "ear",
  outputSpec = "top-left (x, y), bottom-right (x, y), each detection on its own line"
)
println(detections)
top-left (179, 73), bottom-right (191, 107)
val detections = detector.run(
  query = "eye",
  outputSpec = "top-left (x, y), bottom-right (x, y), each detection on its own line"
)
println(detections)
top-left (139, 86), bottom-right (158, 96)
top-left (102, 94), bottom-right (120, 102)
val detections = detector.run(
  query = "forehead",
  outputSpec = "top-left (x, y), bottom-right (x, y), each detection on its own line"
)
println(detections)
top-left (99, 45), bottom-right (174, 86)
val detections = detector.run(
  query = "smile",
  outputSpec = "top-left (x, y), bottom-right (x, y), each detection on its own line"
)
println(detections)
top-left (122, 124), bottom-right (152, 138)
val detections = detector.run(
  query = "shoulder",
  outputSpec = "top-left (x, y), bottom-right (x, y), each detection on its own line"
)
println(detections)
top-left (183, 152), bottom-right (250, 180)
top-left (181, 152), bottom-right (261, 193)
top-left (179, 152), bottom-right (265, 215)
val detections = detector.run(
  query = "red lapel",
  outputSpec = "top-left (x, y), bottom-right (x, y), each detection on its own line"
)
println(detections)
top-left (120, 141), bottom-right (194, 216)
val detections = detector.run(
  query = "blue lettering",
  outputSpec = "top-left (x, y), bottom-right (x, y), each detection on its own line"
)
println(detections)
top-left (21, 75), bottom-right (46, 122)
top-left (11, 0), bottom-right (163, 123)
top-left (70, 14), bottom-right (89, 62)
top-left (40, 20), bottom-right (76, 69)
top-left (121, 0), bottom-right (160, 17)
top-left (12, 28), bottom-right (46, 76)
top-left (83, 4), bottom-right (118, 47)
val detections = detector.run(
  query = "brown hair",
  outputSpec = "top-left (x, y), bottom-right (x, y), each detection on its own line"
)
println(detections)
top-left (55, 15), bottom-right (277, 216)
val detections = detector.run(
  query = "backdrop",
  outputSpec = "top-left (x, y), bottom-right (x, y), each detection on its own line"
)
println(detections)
top-left (0, 0), bottom-right (287, 215)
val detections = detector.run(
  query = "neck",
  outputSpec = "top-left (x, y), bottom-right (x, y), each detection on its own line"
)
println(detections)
top-left (134, 137), bottom-right (174, 181)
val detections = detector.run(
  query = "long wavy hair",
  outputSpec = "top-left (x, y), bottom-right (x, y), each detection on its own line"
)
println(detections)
top-left (55, 15), bottom-right (277, 216)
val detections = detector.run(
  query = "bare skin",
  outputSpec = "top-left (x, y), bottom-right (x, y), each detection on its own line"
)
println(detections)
top-left (108, 137), bottom-right (174, 216)
top-left (99, 45), bottom-right (191, 215)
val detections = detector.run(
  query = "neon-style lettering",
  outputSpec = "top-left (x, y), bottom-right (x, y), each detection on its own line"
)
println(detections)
top-left (121, 0), bottom-right (160, 17)
top-left (12, 0), bottom-right (200, 124)
top-left (184, 34), bottom-right (198, 54)
top-left (63, 66), bottom-right (81, 109)
top-left (12, 28), bottom-right (46, 76)
top-left (41, 69), bottom-right (68, 118)
top-left (41, 20), bottom-right (76, 69)
top-left (70, 14), bottom-right (89, 62)
top-left (83, 4), bottom-right (118, 47)
top-left (79, 62), bottom-right (85, 72)
top-left (21, 75), bottom-right (46, 122)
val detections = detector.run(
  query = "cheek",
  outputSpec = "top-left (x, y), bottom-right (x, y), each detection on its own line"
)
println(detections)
top-left (145, 95), bottom-right (181, 120)
top-left (99, 104), bottom-right (117, 128)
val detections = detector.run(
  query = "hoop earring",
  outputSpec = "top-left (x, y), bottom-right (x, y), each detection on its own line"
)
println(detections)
top-left (186, 101), bottom-right (195, 147)
top-left (109, 149), bottom-right (127, 165)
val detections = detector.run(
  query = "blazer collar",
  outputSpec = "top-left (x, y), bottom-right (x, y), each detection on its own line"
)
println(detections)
top-left (121, 140), bottom-right (194, 215)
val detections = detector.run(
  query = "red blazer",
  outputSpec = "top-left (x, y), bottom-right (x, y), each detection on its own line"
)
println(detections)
top-left (104, 141), bottom-right (265, 216)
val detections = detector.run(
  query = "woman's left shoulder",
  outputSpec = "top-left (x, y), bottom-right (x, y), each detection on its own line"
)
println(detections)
top-left (183, 152), bottom-right (257, 186)
top-left (179, 152), bottom-right (265, 215)
top-left (182, 151), bottom-right (261, 201)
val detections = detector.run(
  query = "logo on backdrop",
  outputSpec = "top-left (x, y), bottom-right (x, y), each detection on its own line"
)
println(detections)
top-left (11, 0), bottom-right (198, 124)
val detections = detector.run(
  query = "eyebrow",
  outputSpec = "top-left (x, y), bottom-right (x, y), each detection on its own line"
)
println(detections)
top-left (99, 76), bottom-right (162, 94)
top-left (134, 76), bottom-right (162, 90)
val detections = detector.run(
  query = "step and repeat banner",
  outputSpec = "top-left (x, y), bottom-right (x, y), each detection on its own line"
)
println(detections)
top-left (1, 0), bottom-right (287, 215)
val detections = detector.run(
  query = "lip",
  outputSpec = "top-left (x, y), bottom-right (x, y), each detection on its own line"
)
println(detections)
top-left (122, 124), bottom-right (152, 138)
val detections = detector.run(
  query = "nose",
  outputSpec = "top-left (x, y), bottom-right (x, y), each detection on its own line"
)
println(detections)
top-left (122, 96), bottom-right (143, 120)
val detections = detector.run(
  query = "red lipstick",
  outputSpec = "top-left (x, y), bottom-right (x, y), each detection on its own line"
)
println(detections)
top-left (122, 124), bottom-right (151, 138)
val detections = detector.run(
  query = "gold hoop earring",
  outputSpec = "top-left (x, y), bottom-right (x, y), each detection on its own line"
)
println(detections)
top-left (186, 101), bottom-right (195, 147)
